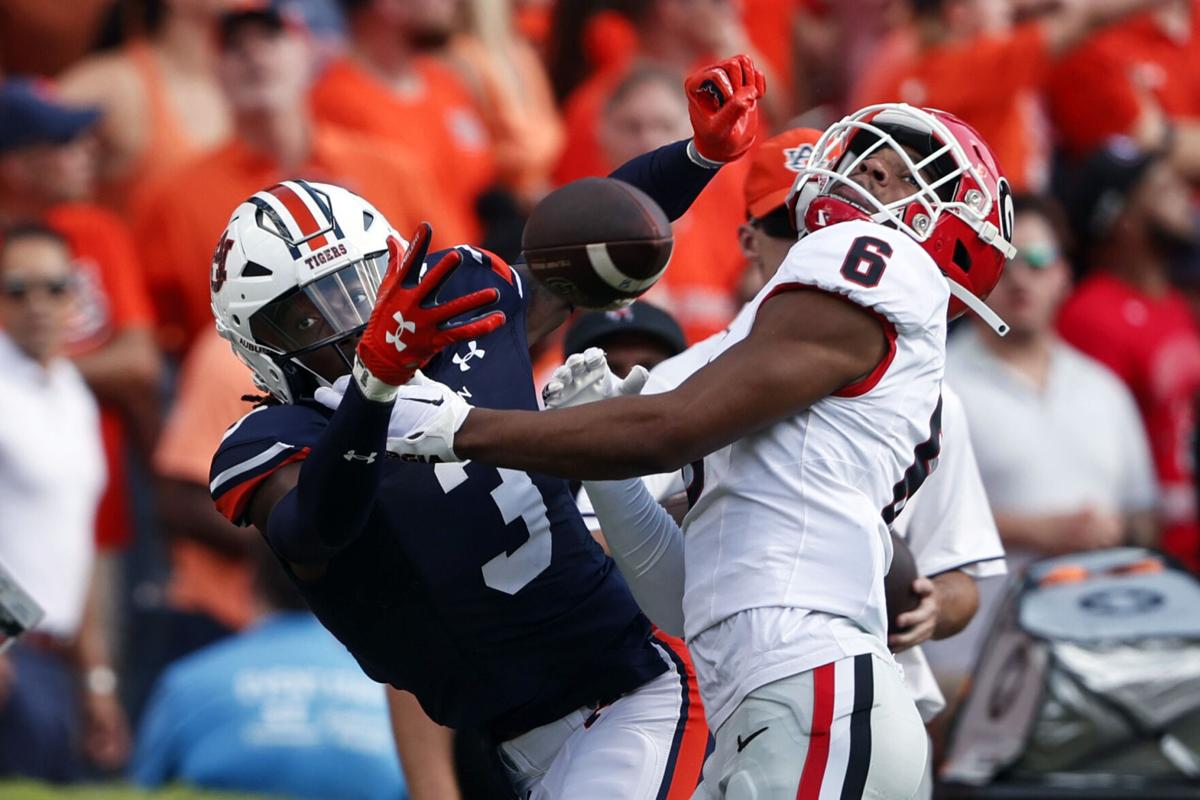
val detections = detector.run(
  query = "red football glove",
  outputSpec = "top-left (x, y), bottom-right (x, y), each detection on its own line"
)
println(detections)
top-left (685, 54), bottom-right (766, 164)
top-left (356, 222), bottom-right (505, 392)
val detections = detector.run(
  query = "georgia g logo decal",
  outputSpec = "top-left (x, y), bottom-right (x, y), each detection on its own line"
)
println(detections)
top-left (996, 177), bottom-right (1015, 245)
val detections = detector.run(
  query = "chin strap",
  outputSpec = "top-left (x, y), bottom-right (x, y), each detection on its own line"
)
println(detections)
top-left (948, 280), bottom-right (1009, 336)
top-left (972, 218), bottom-right (1019, 261)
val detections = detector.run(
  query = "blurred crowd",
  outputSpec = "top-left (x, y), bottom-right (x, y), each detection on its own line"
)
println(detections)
top-left (0, 0), bottom-right (1199, 797)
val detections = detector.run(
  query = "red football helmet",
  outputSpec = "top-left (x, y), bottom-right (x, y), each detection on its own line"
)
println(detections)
top-left (789, 104), bottom-right (1016, 333)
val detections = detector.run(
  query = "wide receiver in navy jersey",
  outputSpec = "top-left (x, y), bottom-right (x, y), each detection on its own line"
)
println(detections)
top-left (206, 56), bottom-right (765, 799)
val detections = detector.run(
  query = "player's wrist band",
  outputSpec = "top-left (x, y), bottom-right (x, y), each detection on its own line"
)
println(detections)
top-left (686, 139), bottom-right (725, 170)
top-left (352, 358), bottom-right (400, 403)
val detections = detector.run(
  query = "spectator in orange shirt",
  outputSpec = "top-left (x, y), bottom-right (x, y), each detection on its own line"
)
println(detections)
top-left (443, 0), bottom-right (565, 203)
top-left (858, 0), bottom-right (1178, 192)
top-left (741, 0), bottom-right (803, 108)
top-left (1047, 0), bottom-right (1200, 178)
top-left (310, 0), bottom-right (496, 242)
top-left (0, 0), bottom-right (112, 77)
top-left (736, 127), bottom-right (823, 302)
top-left (515, 0), bottom-right (554, 50)
top-left (554, 0), bottom-right (776, 185)
top-left (546, 0), bottom-right (633, 104)
top-left (600, 66), bottom-right (749, 343)
top-left (58, 0), bottom-right (234, 214)
top-left (133, 4), bottom-right (461, 356)
top-left (131, 328), bottom-right (259, 720)
top-left (0, 78), bottom-right (163, 553)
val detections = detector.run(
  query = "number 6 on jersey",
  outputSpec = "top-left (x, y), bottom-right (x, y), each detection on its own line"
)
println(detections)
top-left (840, 235), bottom-right (893, 288)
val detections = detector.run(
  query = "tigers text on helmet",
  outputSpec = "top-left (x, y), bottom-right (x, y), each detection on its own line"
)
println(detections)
top-left (789, 104), bottom-right (1015, 334)
top-left (210, 179), bottom-right (404, 403)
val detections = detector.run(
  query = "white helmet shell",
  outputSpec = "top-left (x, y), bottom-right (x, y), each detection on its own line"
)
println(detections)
top-left (210, 180), bottom-right (405, 403)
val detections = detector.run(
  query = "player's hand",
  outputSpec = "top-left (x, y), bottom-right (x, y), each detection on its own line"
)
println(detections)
top-left (83, 687), bottom-right (130, 769)
top-left (888, 576), bottom-right (938, 653)
top-left (542, 347), bottom-right (648, 409)
top-left (376, 373), bottom-right (473, 462)
top-left (315, 372), bottom-right (472, 460)
top-left (685, 54), bottom-right (765, 164)
top-left (355, 223), bottom-right (506, 400)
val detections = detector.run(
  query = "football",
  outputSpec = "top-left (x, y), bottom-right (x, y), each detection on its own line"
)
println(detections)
top-left (886, 531), bottom-right (922, 634)
top-left (522, 177), bottom-right (674, 310)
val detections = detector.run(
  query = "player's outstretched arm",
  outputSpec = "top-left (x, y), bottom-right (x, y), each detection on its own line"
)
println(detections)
top-left (608, 54), bottom-right (764, 221)
top-left (543, 350), bottom-right (687, 635)
top-left (395, 287), bottom-right (887, 479)
top-left (255, 379), bottom-right (393, 566)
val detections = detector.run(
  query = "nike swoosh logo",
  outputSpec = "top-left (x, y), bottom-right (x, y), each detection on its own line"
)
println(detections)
top-left (736, 726), bottom-right (769, 753)
top-left (407, 397), bottom-right (444, 406)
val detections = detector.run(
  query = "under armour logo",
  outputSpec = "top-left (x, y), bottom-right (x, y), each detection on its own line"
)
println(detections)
top-left (452, 340), bottom-right (486, 372)
top-left (343, 450), bottom-right (377, 463)
top-left (385, 312), bottom-right (416, 352)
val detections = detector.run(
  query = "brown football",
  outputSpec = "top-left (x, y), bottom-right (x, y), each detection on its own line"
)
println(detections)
top-left (886, 530), bottom-right (922, 634)
top-left (522, 177), bottom-right (674, 310)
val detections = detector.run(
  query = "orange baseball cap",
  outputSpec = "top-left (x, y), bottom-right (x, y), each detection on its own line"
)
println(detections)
top-left (743, 128), bottom-right (824, 219)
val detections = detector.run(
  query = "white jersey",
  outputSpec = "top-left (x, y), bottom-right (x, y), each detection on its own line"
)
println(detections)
top-left (890, 385), bottom-right (1006, 722)
top-left (576, 323), bottom-right (737, 531)
top-left (680, 220), bottom-right (949, 727)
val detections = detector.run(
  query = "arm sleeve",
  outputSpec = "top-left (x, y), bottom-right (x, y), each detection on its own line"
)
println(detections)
top-left (575, 470), bottom-right (686, 533)
top-left (582, 477), bottom-right (687, 636)
top-left (265, 380), bottom-right (392, 563)
top-left (608, 139), bottom-right (718, 221)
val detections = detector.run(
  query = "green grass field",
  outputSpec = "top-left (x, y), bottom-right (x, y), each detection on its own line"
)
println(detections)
top-left (0, 783), bottom-right (277, 799)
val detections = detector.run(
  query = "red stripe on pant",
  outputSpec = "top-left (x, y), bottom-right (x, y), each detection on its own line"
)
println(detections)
top-left (653, 631), bottom-right (710, 800)
top-left (268, 183), bottom-right (329, 251)
top-left (795, 662), bottom-right (836, 800)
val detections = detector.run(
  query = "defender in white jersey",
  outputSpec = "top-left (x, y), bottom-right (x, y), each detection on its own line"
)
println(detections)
top-left (574, 127), bottom-right (1005, 735)
top-left (381, 105), bottom-right (1017, 799)
top-left (571, 129), bottom-right (1005, 800)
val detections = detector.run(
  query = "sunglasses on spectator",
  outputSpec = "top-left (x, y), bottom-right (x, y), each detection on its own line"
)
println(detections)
top-left (1, 277), bottom-right (74, 301)
top-left (748, 205), bottom-right (797, 240)
top-left (1013, 243), bottom-right (1059, 270)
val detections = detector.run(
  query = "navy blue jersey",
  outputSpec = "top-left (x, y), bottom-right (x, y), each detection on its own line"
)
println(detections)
top-left (211, 247), bottom-right (666, 737)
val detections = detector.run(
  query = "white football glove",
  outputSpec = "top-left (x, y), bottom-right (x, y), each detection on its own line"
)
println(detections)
top-left (314, 371), bottom-right (472, 462)
top-left (541, 347), bottom-right (649, 410)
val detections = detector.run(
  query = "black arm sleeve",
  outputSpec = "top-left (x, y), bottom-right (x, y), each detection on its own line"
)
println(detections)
top-left (265, 381), bottom-right (391, 563)
top-left (608, 139), bottom-right (718, 222)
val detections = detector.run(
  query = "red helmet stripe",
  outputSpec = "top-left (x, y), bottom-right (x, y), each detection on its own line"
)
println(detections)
top-left (267, 183), bottom-right (329, 251)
